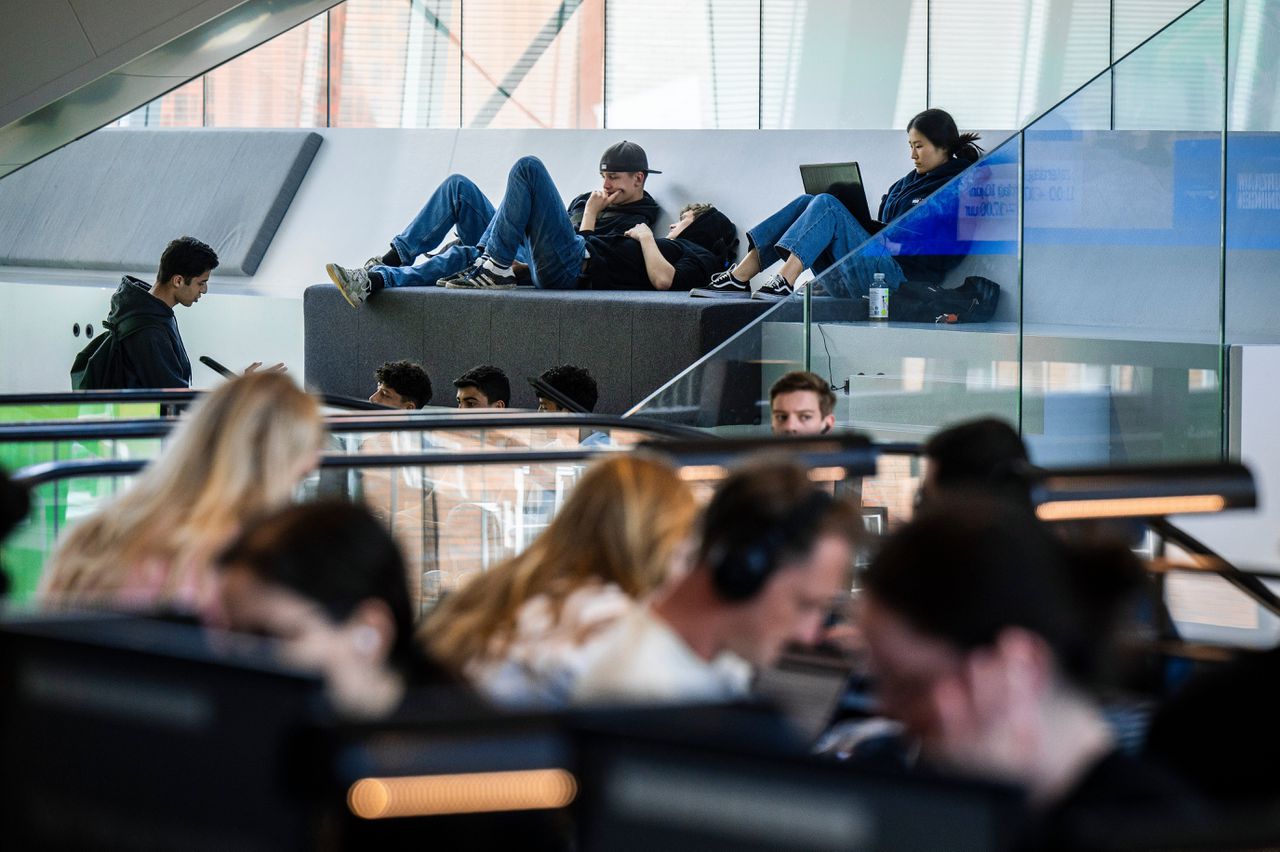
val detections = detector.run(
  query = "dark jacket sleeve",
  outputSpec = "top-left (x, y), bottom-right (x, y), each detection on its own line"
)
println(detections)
top-left (121, 327), bottom-right (189, 389)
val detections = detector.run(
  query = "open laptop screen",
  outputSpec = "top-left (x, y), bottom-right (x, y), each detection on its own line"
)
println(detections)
top-left (799, 161), bottom-right (876, 232)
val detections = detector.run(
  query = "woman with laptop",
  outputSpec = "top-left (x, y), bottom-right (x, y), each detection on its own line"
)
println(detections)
top-left (690, 108), bottom-right (981, 302)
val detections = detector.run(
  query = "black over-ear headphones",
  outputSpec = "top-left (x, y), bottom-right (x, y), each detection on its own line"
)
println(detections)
top-left (711, 489), bottom-right (835, 602)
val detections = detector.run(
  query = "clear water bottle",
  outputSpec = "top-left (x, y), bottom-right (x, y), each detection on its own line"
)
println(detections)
top-left (869, 272), bottom-right (889, 321)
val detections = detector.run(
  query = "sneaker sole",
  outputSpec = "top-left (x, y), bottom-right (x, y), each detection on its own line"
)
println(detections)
top-left (444, 280), bottom-right (517, 290)
top-left (325, 264), bottom-right (362, 308)
top-left (751, 291), bottom-right (792, 302)
top-left (690, 288), bottom-right (750, 299)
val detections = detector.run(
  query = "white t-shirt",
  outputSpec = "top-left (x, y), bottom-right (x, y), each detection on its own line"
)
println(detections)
top-left (572, 605), bottom-right (752, 705)
top-left (466, 580), bottom-right (636, 707)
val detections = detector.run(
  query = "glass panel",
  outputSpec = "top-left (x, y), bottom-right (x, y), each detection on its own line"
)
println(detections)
top-left (330, 0), bottom-right (462, 128)
top-left (1113, 0), bottom-right (1201, 59)
top-left (3, 474), bottom-right (138, 602)
top-left (760, 0), bottom-right (926, 130)
top-left (1225, 0), bottom-right (1280, 343)
top-left (111, 79), bottom-right (204, 128)
top-left (461, 0), bottom-right (603, 129)
top-left (605, 0), bottom-right (759, 129)
top-left (204, 15), bottom-right (329, 127)
top-left (1020, 0), bottom-right (1224, 465)
top-left (929, 0), bottom-right (1111, 129)
top-left (8, 454), bottom-right (728, 615)
top-left (806, 136), bottom-right (1021, 443)
top-left (632, 136), bottom-right (1021, 444)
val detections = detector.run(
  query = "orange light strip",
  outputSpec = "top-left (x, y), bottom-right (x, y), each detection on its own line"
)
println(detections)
top-left (347, 768), bottom-right (577, 820)
top-left (1036, 494), bottom-right (1226, 521)
top-left (678, 464), bottom-right (728, 481)
top-left (807, 466), bottom-right (848, 483)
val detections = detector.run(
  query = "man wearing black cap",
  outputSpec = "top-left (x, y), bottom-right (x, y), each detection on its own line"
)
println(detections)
top-left (324, 141), bottom-right (661, 308)
top-left (432, 154), bottom-right (737, 292)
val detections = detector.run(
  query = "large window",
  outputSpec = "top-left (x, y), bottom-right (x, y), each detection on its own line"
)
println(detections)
top-left (113, 0), bottom-right (1203, 132)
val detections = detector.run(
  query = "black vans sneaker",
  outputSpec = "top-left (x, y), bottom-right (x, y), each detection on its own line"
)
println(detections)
top-left (690, 264), bottom-right (750, 299)
top-left (751, 274), bottom-right (794, 302)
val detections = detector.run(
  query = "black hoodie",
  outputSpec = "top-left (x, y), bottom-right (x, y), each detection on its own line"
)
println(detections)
top-left (104, 275), bottom-right (192, 388)
top-left (566, 190), bottom-right (661, 236)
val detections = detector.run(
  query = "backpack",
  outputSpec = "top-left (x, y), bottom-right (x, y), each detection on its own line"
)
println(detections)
top-left (888, 275), bottom-right (1001, 323)
top-left (70, 315), bottom-right (168, 390)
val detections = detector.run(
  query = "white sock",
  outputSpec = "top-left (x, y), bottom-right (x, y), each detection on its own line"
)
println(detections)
top-left (480, 255), bottom-right (514, 276)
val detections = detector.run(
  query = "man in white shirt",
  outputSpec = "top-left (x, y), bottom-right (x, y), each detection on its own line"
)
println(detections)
top-left (574, 458), bottom-right (859, 704)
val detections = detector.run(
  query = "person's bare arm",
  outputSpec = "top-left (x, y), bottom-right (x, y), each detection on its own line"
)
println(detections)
top-left (580, 189), bottom-right (619, 233)
top-left (626, 223), bottom-right (676, 290)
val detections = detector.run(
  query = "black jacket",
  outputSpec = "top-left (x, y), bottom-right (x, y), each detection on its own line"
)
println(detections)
top-left (566, 190), bottom-right (660, 236)
top-left (105, 276), bottom-right (192, 389)
top-left (878, 157), bottom-right (971, 223)
top-left (878, 158), bottom-right (973, 284)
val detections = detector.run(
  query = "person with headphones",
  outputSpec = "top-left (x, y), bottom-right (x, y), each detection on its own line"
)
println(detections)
top-left (573, 457), bottom-right (860, 705)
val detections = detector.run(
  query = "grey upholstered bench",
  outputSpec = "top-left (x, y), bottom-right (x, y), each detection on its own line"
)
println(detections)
top-left (304, 285), bottom-right (773, 415)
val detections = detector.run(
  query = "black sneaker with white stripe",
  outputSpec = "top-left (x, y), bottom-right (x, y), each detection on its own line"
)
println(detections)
top-left (751, 274), bottom-right (794, 302)
top-left (690, 264), bottom-right (750, 299)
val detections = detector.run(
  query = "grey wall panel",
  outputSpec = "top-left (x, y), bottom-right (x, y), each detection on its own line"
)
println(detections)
top-left (0, 129), bottom-right (322, 275)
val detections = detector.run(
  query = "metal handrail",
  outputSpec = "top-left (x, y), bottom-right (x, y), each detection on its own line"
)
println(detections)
top-left (0, 389), bottom-right (384, 411)
top-left (1151, 517), bottom-right (1280, 618)
top-left (12, 449), bottom-right (609, 488)
top-left (0, 412), bottom-right (709, 443)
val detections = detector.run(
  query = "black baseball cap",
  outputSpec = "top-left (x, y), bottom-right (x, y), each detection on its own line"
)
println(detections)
top-left (599, 140), bottom-right (661, 175)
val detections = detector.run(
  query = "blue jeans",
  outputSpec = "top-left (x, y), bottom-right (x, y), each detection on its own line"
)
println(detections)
top-left (376, 174), bottom-right (526, 288)
top-left (748, 194), bottom-right (904, 297)
top-left (478, 156), bottom-right (586, 290)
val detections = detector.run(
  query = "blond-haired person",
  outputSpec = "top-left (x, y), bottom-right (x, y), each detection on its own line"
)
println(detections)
top-left (41, 372), bottom-right (325, 614)
top-left (421, 454), bottom-right (698, 706)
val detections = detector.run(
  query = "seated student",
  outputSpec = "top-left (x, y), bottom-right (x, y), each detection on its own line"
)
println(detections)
top-left (325, 141), bottom-right (663, 306)
top-left (691, 108), bottom-right (982, 302)
top-left (215, 501), bottom-right (466, 719)
top-left (373, 157), bottom-right (736, 293)
top-left (533, 364), bottom-right (598, 413)
top-left (574, 458), bottom-right (860, 705)
top-left (420, 455), bottom-right (698, 707)
top-left (453, 364), bottom-right (511, 409)
top-left (769, 371), bottom-right (836, 436)
top-left (368, 359), bottom-right (432, 410)
top-left (860, 494), bottom-right (1204, 850)
top-left (918, 416), bottom-right (1032, 507)
top-left (41, 373), bottom-right (325, 614)
top-left (0, 467), bottom-right (30, 599)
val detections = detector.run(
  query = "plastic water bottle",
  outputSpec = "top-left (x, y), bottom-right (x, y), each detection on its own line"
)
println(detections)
top-left (869, 273), bottom-right (889, 321)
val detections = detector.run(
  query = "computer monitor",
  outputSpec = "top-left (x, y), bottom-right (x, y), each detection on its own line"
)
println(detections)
top-left (0, 613), bottom-right (327, 850)
top-left (571, 709), bottom-right (1026, 852)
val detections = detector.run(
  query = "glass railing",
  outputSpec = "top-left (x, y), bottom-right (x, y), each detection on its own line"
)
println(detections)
top-left (0, 413), bottom-right (711, 606)
top-left (631, 0), bottom-right (1273, 468)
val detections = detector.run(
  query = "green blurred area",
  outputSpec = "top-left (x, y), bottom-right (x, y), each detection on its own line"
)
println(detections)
top-left (0, 403), bottom-right (161, 602)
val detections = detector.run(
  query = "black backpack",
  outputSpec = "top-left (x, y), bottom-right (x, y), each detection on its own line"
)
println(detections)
top-left (888, 275), bottom-right (1001, 323)
top-left (70, 315), bottom-right (167, 390)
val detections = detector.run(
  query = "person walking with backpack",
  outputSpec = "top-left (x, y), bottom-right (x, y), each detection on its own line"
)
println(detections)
top-left (71, 236), bottom-right (218, 389)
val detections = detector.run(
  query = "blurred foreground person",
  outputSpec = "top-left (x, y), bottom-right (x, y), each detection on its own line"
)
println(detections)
top-left (574, 458), bottom-right (859, 704)
top-left (860, 495), bottom-right (1203, 850)
top-left (919, 417), bottom-right (1031, 507)
top-left (421, 454), bottom-right (698, 706)
top-left (217, 501), bottom-right (462, 718)
top-left (0, 467), bottom-right (31, 598)
top-left (42, 373), bottom-right (324, 613)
